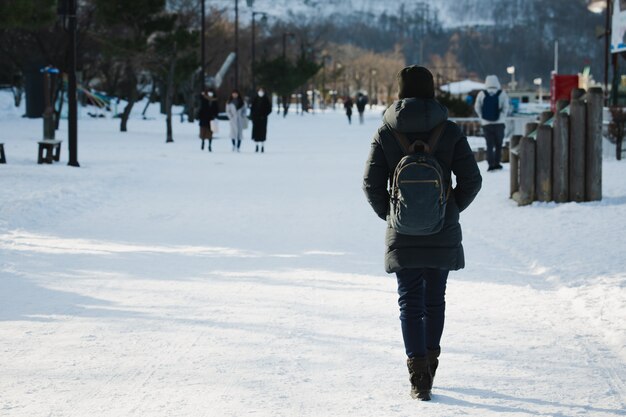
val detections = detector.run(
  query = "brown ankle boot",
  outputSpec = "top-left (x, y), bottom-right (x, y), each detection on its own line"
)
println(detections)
top-left (406, 356), bottom-right (432, 401)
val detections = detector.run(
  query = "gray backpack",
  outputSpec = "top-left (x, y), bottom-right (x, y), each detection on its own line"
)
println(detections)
top-left (388, 123), bottom-right (449, 236)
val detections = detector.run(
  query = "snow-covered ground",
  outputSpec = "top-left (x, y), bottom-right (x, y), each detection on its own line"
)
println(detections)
top-left (1, 94), bottom-right (625, 416)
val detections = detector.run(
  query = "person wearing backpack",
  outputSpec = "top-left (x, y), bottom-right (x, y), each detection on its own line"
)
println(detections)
top-left (363, 66), bottom-right (482, 401)
top-left (474, 75), bottom-right (510, 171)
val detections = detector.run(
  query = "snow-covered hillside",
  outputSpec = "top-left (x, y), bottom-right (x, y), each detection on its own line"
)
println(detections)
top-left (206, 0), bottom-right (530, 28)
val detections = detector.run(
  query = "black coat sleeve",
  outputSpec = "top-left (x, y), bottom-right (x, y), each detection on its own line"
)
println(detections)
top-left (363, 132), bottom-right (390, 220)
top-left (451, 136), bottom-right (482, 212)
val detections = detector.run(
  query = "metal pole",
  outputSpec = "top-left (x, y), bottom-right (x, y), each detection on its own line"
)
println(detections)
top-left (554, 40), bottom-right (559, 74)
top-left (605, 0), bottom-right (611, 105)
top-left (201, 0), bottom-right (206, 89)
top-left (234, 0), bottom-right (239, 89)
top-left (369, 69), bottom-right (373, 108)
top-left (282, 32), bottom-right (286, 59)
top-left (68, 0), bottom-right (79, 167)
top-left (251, 13), bottom-right (256, 92)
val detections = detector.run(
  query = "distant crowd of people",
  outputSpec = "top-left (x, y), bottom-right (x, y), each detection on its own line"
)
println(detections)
top-left (197, 73), bottom-right (510, 169)
top-left (196, 88), bottom-right (382, 153)
top-left (197, 87), bottom-right (272, 153)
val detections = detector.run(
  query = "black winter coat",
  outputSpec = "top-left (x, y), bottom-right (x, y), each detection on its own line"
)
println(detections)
top-left (356, 96), bottom-right (368, 112)
top-left (344, 98), bottom-right (353, 115)
top-left (363, 98), bottom-right (482, 273)
top-left (251, 95), bottom-right (272, 142)
top-left (251, 95), bottom-right (272, 119)
top-left (198, 96), bottom-right (219, 127)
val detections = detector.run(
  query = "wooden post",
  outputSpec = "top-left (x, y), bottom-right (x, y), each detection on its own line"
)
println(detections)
top-left (536, 124), bottom-right (553, 202)
top-left (571, 88), bottom-right (586, 101)
top-left (585, 87), bottom-right (603, 201)
top-left (509, 135), bottom-right (522, 198)
top-left (502, 141), bottom-right (510, 163)
top-left (556, 99), bottom-right (569, 113)
top-left (514, 136), bottom-right (536, 206)
top-left (569, 93), bottom-right (586, 202)
top-left (539, 111), bottom-right (554, 125)
top-left (475, 147), bottom-right (486, 162)
top-left (525, 122), bottom-right (538, 137)
top-left (553, 112), bottom-right (569, 202)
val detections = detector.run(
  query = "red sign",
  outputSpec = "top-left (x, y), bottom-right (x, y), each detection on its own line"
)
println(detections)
top-left (551, 74), bottom-right (579, 112)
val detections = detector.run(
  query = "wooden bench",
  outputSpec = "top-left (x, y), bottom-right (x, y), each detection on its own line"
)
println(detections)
top-left (37, 140), bottom-right (62, 164)
top-left (0, 143), bottom-right (5, 164)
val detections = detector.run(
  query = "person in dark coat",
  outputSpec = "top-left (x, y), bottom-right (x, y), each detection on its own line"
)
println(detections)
top-left (344, 96), bottom-right (354, 124)
top-left (250, 87), bottom-right (272, 153)
top-left (198, 88), bottom-right (219, 152)
top-left (356, 92), bottom-right (368, 124)
top-left (362, 65), bottom-right (482, 401)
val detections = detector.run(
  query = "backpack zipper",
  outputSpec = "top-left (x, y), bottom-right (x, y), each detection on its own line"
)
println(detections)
top-left (400, 179), bottom-right (439, 186)
top-left (393, 162), bottom-right (445, 204)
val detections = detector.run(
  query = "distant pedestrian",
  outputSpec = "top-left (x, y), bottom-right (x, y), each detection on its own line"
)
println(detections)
top-left (363, 65), bottom-right (482, 401)
top-left (344, 96), bottom-right (354, 124)
top-left (356, 92), bottom-right (368, 124)
top-left (474, 75), bottom-right (510, 171)
top-left (227, 90), bottom-right (246, 152)
top-left (251, 87), bottom-right (272, 153)
top-left (198, 88), bottom-right (219, 152)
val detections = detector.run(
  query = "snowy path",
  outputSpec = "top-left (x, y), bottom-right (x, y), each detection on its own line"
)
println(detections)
top-left (1, 105), bottom-right (625, 416)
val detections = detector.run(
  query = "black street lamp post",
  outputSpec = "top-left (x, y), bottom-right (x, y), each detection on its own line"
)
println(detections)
top-left (251, 11), bottom-right (267, 92)
top-left (235, 0), bottom-right (239, 89)
top-left (282, 32), bottom-right (295, 59)
top-left (605, 0), bottom-right (610, 105)
top-left (201, 0), bottom-right (206, 90)
top-left (588, 0), bottom-right (612, 105)
top-left (369, 68), bottom-right (376, 108)
top-left (58, 0), bottom-right (79, 167)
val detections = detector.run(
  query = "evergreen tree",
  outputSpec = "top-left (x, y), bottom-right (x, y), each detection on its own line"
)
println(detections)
top-left (148, 14), bottom-right (199, 142)
top-left (94, 0), bottom-right (170, 132)
top-left (0, 0), bottom-right (56, 29)
top-left (255, 55), bottom-right (321, 115)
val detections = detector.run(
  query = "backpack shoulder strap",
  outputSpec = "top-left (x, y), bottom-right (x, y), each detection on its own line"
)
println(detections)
top-left (388, 123), bottom-right (446, 155)
top-left (388, 127), bottom-right (412, 155)
top-left (426, 122), bottom-right (446, 155)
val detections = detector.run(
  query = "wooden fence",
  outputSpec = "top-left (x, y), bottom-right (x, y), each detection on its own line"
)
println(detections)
top-left (510, 87), bottom-right (603, 206)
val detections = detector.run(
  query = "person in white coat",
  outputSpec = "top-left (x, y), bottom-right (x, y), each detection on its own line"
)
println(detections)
top-left (227, 90), bottom-right (246, 152)
top-left (474, 75), bottom-right (510, 171)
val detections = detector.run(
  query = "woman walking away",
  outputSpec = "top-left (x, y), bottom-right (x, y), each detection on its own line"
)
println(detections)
top-left (362, 66), bottom-right (482, 401)
top-left (344, 96), bottom-right (354, 125)
top-left (198, 88), bottom-right (219, 152)
top-left (227, 90), bottom-right (246, 152)
top-left (251, 87), bottom-right (272, 153)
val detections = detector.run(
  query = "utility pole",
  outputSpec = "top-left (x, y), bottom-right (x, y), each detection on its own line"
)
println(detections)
top-left (605, 0), bottom-right (611, 106)
top-left (251, 11), bottom-right (267, 93)
top-left (67, 0), bottom-right (79, 167)
top-left (201, 0), bottom-right (206, 90)
top-left (234, 0), bottom-right (239, 89)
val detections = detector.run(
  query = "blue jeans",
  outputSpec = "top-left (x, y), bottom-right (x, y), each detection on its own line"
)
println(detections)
top-left (483, 123), bottom-right (505, 168)
top-left (396, 268), bottom-right (449, 358)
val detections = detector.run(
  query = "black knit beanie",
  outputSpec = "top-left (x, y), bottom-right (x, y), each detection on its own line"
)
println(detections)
top-left (397, 65), bottom-right (435, 99)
